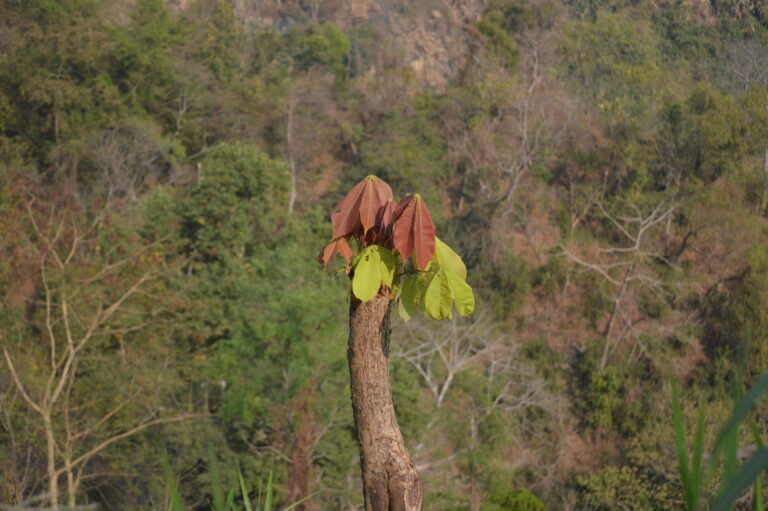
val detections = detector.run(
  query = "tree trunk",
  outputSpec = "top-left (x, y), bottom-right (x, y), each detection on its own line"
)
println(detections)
top-left (599, 263), bottom-right (634, 371)
top-left (286, 98), bottom-right (297, 215)
top-left (66, 464), bottom-right (76, 508)
top-left (347, 295), bottom-right (423, 511)
top-left (287, 385), bottom-right (315, 511)
top-left (761, 146), bottom-right (768, 215)
top-left (43, 414), bottom-right (59, 511)
top-left (468, 414), bottom-right (480, 511)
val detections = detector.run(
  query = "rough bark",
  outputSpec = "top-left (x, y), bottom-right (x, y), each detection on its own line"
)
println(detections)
top-left (348, 295), bottom-right (423, 511)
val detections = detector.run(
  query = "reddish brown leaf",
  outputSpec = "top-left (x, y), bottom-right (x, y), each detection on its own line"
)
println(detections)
top-left (318, 238), bottom-right (355, 270)
top-left (392, 200), bottom-right (414, 260)
top-left (392, 193), bottom-right (413, 222)
top-left (376, 199), bottom-right (396, 229)
top-left (318, 241), bottom-right (337, 269)
top-left (331, 178), bottom-right (367, 239)
top-left (359, 178), bottom-right (392, 234)
top-left (337, 237), bottom-right (354, 262)
top-left (334, 177), bottom-right (367, 212)
top-left (367, 199), bottom-right (396, 246)
top-left (411, 196), bottom-right (436, 270)
top-left (330, 176), bottom-right (393, 240)
top-left (331, 210), bottom-right (356, 241)
top-left (393, 194), bottom-right (436, 270)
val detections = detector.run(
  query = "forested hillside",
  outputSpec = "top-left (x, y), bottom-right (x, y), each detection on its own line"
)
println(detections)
top-left (2, 0), bottom-right (768, 509)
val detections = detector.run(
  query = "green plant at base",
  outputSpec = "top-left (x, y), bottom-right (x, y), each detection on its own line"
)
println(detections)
top-left (163, 463), bottom-right (312, 511)
top-left (673, 373), bottom-right (768, 510)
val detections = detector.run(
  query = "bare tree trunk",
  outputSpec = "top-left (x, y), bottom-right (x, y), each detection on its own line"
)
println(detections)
top-left (761, 147), bottom-right (768, 215)
top-left (66, 464), bottom-right (76, 508)
top-left (468, 414), bottom-right (480, 511)
top-left (599, 263), bottom-right (634, 371)
top-left (347, 295), bottom-right (423, 511)
top-left (286, 98), bottom-right (297, 215)
top-left (43, 415), bottom-right (58, 511)
top-left (287, 386), bottom-right (314, 511)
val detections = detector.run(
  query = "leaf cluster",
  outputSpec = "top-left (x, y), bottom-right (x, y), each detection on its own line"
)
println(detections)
top-left (319, 175), bottom-right (475, 321)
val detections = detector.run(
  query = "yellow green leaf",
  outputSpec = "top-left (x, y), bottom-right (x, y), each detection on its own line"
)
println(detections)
top-left (398, 275), bottom-right (418, 322)
top-left (424, 267), bottom-right (453, 320)
top-left (433, 237), bottom-right (467, 280)
top-left (446, 270), bottom-right (475, 317)
top-left (377, 246), bottom-right (397, 288)
top-left (352, 246), bottom-right (382, 302)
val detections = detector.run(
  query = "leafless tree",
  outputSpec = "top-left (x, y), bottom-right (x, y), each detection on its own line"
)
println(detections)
top-left (722, 42), bottom-right (768, 214)
top-left (445, 17), bottom-right (579, 216)
top-left (396, 313), bottom-right (562, 511)
top-left (562, 195), bottom-right (680, 369)
top-left (0, 387), bottom-right (43, 503)
top-left (394, 313), bottom-right (500, 407)
top-left (92, 120), bottom-right (172, 204)
top-left (283, 72), bottom-right (340, 213)
top-left (724, 41), bottom-right (768, 93)
top-left (1, 199), bottom-right (197, 510)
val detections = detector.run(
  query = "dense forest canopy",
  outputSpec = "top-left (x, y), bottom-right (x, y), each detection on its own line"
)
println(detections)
top-left (2, 0), bottom-right (768, 509)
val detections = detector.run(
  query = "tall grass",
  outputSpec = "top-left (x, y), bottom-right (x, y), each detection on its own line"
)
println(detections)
top-left (673, 373), bottom-right (768, 510)
top-left (163, 462), bottom-right (311, 511)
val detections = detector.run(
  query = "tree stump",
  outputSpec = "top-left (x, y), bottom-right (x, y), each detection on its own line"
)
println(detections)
top-left (347, 295), bottom-right (423, 511)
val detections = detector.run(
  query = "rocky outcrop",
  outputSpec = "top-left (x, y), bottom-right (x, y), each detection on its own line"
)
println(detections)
top-left (381, 1), bottom-right (488, 89)
top-left (167, 0), bottom-right (489, 89)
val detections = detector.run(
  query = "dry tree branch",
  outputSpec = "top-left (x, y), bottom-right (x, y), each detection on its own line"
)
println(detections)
top-left (69, 413), bottom-right (203, 471)
top-left (2, 347), bottom-right (43, 416)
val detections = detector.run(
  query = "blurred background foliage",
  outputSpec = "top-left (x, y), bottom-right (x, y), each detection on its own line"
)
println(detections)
top-left (2, 0), bottom-right (768, 509)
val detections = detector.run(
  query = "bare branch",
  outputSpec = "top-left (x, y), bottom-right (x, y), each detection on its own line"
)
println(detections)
top-left (61, 413), bottom-right (203, 476)
top-left (2, 347), bottom-right (43, 415)
top-left (25, 200), bottom-right (64, 269)
top-left (70, 400), bottom-right (131, 443)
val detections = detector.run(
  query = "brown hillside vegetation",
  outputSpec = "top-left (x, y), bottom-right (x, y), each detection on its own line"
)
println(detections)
top-left (2, 0), bottom-right (768, 509)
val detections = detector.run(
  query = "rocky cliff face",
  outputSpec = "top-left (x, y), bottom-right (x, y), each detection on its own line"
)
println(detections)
top-left (378, 1), bottom-right (488, 88)
top-left (167, 0), bottom-right (489, 89)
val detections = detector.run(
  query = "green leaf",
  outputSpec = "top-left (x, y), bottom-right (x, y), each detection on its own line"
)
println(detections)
top-left (672, 382), bottom-right (695, 509)
top-left (446, 270), bottom-right (475, 317)
top-left (398, 275), bottom-right (419, 322)
top-left (281, 493), bottom-right (315, 510)
top-left (750, 419), bottom-right (764, 511)
top-left (392, 235), bottom-right (474, 321)
top-left (209, 444), bottom-right (225, 511)
top-left (691, 408), bottom-right (706, 510)
top-left (161, 454), bottom-right (184, 511)
top-left (263, 470), bottom-right (273, 511)
top-left (712, 373), bottom-right (768, 465)
top-left (351, 250), bottom-right (363, 269)
top-left (398, 298), bottom-right (412, 322)
top-left (431, 237), bottom-right (474, 318)
top-left (712, 448), bottom-right (768, 511)
top-left (237, 462), bottom-right (253, 511)
top-left (352, 246), bottom-right (382, 302)
top-left (424, 267), bottom-right (453, 320)
top-left (377, 246), bottom-right (397, 288)
top-left (434, 237), bottom-right (467, 280)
